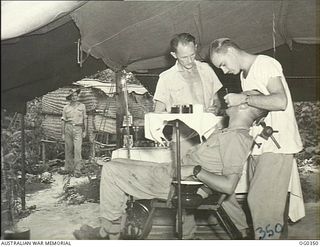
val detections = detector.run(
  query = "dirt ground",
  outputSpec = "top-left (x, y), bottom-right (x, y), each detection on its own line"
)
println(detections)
top-left (16, 173), bottom-right (320, 240)
top-left (17, 174), bottom-right (101, 240)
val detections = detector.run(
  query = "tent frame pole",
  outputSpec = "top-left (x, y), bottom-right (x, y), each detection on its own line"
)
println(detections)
top-left (116, 71), bottom-right (125, 148)
top-left (20, 111), bottom-right (26, 211)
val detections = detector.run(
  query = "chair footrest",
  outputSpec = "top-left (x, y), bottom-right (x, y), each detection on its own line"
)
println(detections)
top-left (134, 199), bottom-right (170, 209)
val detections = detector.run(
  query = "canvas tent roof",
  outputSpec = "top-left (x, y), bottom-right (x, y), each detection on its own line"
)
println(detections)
top-left (1, 0), bottom-right (319, 112)
top-left (71, 0), bottom-right (319, 71)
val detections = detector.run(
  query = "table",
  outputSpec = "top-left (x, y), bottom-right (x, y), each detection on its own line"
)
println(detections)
top-left (144, 112), bottom-right (222, 144)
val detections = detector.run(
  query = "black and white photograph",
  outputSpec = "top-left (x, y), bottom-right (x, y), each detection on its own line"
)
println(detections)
top-left (1, 1), bottom-right (319, 245)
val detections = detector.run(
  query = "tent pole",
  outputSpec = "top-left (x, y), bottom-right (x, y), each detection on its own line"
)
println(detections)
top-left (20, 111), bottom-right (26, 211)
top-left (115, 71), bottom-right (125, 148)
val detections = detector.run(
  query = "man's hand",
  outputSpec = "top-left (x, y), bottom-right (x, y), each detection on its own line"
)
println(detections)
top-left (181, 165), bottom-right (195, 180)
top-left (205, 105), bottom-right (219, 115)
top-left (154, 100), bottom-right (167, 113)
top-left (205, 97), bottom-right (221, 115)
top-left (224, 93), bottom-right (247, 107)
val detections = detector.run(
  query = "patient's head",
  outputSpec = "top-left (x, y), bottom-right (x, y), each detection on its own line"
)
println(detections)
top-left (226, 90), bottom-right (268, 125)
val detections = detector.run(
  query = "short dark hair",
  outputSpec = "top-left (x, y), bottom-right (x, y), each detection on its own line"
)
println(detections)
top-left (209, 38), bottom-right (241, 56)
top-left (170, 33), bottom-right (196, 52)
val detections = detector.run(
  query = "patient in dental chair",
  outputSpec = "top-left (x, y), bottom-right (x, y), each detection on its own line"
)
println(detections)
top-left (93, 91), bottom-right (268, 240)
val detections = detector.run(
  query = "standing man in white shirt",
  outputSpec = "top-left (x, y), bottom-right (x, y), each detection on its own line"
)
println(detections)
top-left (154, 32), bottom-right (223, 155)
top-left (209, 38), bottom-right (303, 239)
top-left (61, 88), bottom-right (87, 187)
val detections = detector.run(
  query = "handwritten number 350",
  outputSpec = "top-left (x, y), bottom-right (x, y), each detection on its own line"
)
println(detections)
top-left (256, 223), bottom-right (283, 239)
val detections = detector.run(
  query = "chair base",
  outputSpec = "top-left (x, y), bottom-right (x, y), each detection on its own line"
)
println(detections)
top-left (122, 195), bottom-right (243, 240)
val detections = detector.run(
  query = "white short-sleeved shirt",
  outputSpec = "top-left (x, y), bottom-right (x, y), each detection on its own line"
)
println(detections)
top-left (154, 60), bottom-right (222, 111)
top-left (241, 55), bottom-right (303, 154)
top-left (62, 102), bottom-right (87, 125)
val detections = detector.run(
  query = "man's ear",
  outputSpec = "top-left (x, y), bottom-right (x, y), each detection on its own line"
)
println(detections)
top-left (170, 52), bottom-right (177, 59)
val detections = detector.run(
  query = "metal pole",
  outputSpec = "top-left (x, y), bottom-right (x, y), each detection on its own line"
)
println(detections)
top-left (122, 75), bottom-right (131, 159)
top-left (20, 113), bottom-right (26, 210)
top-left (175, 121), bottom-right (182, 239)
top-left (115, 71), bottom-right (124, 148)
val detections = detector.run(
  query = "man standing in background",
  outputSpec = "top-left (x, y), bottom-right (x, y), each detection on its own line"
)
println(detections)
top-left (61, 88), bottom-right (87, 188)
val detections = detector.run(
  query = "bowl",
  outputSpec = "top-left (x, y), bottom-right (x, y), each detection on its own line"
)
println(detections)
top-left (172, 180), bottom-right (203, 193)
top-left (171, 181), bottom-right (204, 208)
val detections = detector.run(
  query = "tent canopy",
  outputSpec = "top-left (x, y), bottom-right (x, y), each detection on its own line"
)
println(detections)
top-left (1, 0), bottom-right (319, 112)
top-left (71, 0), bottom-right (319, 71)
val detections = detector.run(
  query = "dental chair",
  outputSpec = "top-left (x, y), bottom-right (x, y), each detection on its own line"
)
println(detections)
top-left (121, 114), bottom-right (285, 240)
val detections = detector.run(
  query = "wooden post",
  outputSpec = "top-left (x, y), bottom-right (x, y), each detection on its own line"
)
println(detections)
top-left (115, 71), bottom-right (125, 148)
top-left (20, 112), bottom-right (26, 211)
top-left (41, 141), bottom-right (46, 164)
top-left (92, 139), bottom-right (96, 159)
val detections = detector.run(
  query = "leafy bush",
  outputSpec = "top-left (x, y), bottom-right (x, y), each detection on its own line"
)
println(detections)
top-left (294, 101), bottom-right (320, 202)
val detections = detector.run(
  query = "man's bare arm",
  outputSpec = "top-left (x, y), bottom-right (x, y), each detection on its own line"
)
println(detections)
top-left (154, 100), bottom-right (167, 113)
top-left (61, 120), bottom-right (65, 140)
top-left (181, 166), bottom-right (240, 195)
top-left (225, 77), bottom-right (288, 111)
top-left (197, 169), bottom-right (240, 195)
top-left (206, 93), bottom-right (221, 115)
